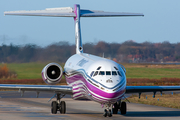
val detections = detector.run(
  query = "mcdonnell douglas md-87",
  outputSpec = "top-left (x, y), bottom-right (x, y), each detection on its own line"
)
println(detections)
top-left (1, 4), bottom-right (180, 117)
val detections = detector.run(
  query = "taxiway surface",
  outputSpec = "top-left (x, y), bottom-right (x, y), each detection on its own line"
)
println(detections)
top-left (0, 91), bottom-right (180, 120)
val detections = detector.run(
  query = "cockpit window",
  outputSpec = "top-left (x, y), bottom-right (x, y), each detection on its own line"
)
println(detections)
top-left (114, 67), bottom-right (118, 70)
top-left (97, 66), bottom-right (101, 70)
top-left (93, 71), bottom-right (98, 77)
top-left (90, 71), bottom-right (94, 77)
top-left (117, 71), bottom-right (122, 76)
top-left (120, 65), bottom-right (126, 74)
top-left (112, 71), bottom-right (117, 75)
top-left (99, 71), bottom-right (105, 75)
top-left (106, 71), bottom-right (111, 75)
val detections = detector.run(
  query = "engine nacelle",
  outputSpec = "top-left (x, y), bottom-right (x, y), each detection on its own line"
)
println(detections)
top-left (41, 63), bottom-right (63, 85)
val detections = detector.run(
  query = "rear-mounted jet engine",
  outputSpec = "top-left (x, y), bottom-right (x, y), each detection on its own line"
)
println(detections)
top-left (42, 63), bottom-right (63, 85)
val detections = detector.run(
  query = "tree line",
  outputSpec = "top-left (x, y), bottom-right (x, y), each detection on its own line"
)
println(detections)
top-left (0, 40), bottom-right (180, 63)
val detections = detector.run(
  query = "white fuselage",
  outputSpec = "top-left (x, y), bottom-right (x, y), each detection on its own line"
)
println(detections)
top-left (64, 53), bottom-right (126, 104)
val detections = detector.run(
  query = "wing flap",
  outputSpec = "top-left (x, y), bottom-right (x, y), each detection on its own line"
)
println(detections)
top-left (126, 86), bottom-right (180, 93)
top-left (0, 84), bottom-right (72, 95)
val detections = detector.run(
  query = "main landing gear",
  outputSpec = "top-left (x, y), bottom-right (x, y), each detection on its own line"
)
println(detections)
top-left (51, 93), bottom-right (66, 114)
top-left (103, 101), bottom-right (127, 117)
top-left (112, 101), bottom-right (126, 115)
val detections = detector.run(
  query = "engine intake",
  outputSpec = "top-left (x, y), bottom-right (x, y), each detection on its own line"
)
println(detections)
top-left (42, 63), bottom-right (63, 85)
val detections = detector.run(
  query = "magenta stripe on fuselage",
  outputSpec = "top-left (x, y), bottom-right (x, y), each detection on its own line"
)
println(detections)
top-left (72, 82), bottom-right (124, 101)
top-left (65, 73), bottom-right (125, 99)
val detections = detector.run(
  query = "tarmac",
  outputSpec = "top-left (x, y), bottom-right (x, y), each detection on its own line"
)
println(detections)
top-left (0, 91), bottom-right (180, 120)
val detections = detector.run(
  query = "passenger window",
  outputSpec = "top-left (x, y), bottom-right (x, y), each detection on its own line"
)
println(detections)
top-left (99, 71), bottom-right (105, 75)
top-left (93, 71), bottom-right (98, 77)
top-left (106, 71), bottom-right (111, 75)
top-left (112, 71), bottom-right (117, 75)
top-left (90, 71), bottom-right (94, 77)
top-left (117, 71), bottom-right (122, 76)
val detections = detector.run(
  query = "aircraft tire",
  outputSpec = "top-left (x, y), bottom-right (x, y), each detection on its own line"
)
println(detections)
top-left (51, 101), bottom-right (57, 114)
top-left (120, 102), bottom-right (126, 115)
top-left (108, 109), bottom-right (112, 117)
top-left (112, 102), bottom-right (118, 114)
top-left (60, 101), bottom-right (66, 114)
top-left (103, 109), bottom-right (108, 117)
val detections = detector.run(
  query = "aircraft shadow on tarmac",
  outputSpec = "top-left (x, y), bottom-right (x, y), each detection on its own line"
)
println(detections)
top-left (67, 113), bottom-right (102, 114)
top-left (124, 111), bottom-right (180, 117)
top-left (64, 111), bottom-right (180, 117)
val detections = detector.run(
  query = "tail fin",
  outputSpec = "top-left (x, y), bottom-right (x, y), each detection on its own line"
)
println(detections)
top-left (4, 4), bottom-right (144, 54)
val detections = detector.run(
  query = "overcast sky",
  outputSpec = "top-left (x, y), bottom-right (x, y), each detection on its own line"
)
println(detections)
top-left (0, 0), bottom-right (180, 47)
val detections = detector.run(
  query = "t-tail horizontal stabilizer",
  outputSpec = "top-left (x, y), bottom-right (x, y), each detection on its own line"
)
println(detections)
top-left (4, 4), bottom-right (144, 54)
top-left (4, 6), bottom-right (144, 17)
top-left (4, 7), bottom-right (76, 17)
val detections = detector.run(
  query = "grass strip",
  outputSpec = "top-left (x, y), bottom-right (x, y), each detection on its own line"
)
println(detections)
top-left (128, 93), bottom-right (180, 109)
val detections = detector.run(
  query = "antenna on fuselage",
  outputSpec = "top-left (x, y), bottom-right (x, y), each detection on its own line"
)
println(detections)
top-left (4, 4), bottom-right (144, 54)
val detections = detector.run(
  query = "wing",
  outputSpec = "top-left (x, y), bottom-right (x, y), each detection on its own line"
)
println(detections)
top-left (0, 84), bottom-right (72, 95)
top-left (126, 86), bottom-right (180, 94)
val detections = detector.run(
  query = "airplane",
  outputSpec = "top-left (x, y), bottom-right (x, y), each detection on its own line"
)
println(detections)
top-left (1, 4), bottom-right (180, 117)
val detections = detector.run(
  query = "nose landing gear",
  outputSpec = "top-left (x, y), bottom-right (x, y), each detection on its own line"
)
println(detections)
top-left (103, 104), bottom-right (112, 117)
top-left (103, 109), bottom-right (112, 117)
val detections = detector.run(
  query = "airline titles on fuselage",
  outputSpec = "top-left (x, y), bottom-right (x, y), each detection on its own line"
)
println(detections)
top-left (77, 58), bottom-right (89, 67)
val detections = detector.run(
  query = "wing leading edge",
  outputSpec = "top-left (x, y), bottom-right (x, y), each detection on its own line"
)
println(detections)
top-left (0, 84), bottom-right (72, 95)
top-left (126, 86), bottom-right (180, 93)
